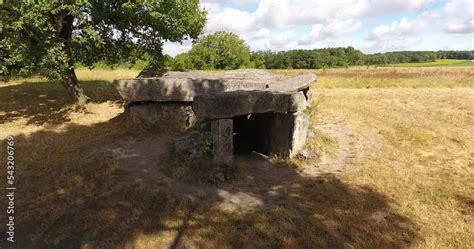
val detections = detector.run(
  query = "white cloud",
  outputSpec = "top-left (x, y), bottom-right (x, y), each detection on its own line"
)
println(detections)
top-left (269, 35), bottom-right (292, 47)
top-left (299, 19), bottom-right (362, 45)
top-left (367, 37), bottom-right (423, 53)
top-left (205, 0), bottom-right (435, 35)
top-left (206, 7), bottom-right (254, 33)
top-left (370, 17), bottom-right (425, 41)
top-left (162, 40), bottom-right (193, 56)
top-left (444, 19), bottom-right (474, 34)
top-left (442, 0), bottom-right (474, 34)
top-left (253, 28), bottom-right (273, 39)
top-left (364, 0), bottom-right (436, 16)
top-left (163, 0), bottom-right (473, 55)
top-left (205, 0), bottom-right (367, 36)
top-left (252, 0), bottom-right (365, 29)
top-left (234, 0), bottom-right (260, 5)
top-left (365, 17), bottom-right (427, 53)
top-left (202, 0), bottom-right (260, 6)
top-left (202, 0), bottom-right (439, 52)
top-left (444, 0), bottom-right (473, 17)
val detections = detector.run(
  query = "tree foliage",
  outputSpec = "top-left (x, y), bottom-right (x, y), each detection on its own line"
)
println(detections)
top-left (186, 31), bottom-right (251, 70)
top-left (256, 47), bottom-right (366, 69)
top-left (0, 0), bottom-right (206, 104)
top-left (366, 51), bottom-right (473, 65)
top-left (169, 45), bottom-right (473, 70)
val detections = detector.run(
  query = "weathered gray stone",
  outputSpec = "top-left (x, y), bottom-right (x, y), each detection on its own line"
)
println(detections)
top-left (174, 131), bottom-right (205, 159)
top-left (289, 111), bottom-right (309, 157)
top-left (115, 70), bottom-right (316, 159)
top-left (256, 111), bottom-right (309, 158)
top-left (114, 70), bottom-right (316, 103)
top-left (193, 90), bottom-right (308, 119)
top-left (230, 111), bottom-right (308, 158)
top-left (268, 73), bottom-right (316, 92)
top-left (211, 119), bottom-right (233, 165)
top-left (127, 102), bottom-right (196, 133)
top-left (302, 87), bottom-right (312, 103)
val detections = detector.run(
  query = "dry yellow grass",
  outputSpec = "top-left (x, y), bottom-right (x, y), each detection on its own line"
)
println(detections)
top-left (312, 87), bottom-right (473, 248)
top-left (276, 67), bottom-right (474, 88)
top-left (0, 67), bottom-right (472, 248)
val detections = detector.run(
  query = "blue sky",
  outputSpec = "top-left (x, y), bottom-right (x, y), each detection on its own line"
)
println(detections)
top-left (163, 0), bottom-right (474, 56)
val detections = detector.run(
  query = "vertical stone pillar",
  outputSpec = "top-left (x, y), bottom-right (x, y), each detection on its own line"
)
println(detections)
top-left (211, 119), bottom-right (233, 165)
top-left (289, 111), bottom-right (309, 158)
top-left (264, 111), bottom-right (309, 158)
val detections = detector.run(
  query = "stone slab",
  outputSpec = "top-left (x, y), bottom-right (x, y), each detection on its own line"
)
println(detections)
top-left (127, 102), bottom-right (196, 133)
top-left (268, 73), bottom-right (316, 92)
top-left (174, 131), bottom-right (205, 159)
top-left (211, 119), bottom-right (233, 165)
top-left (288, 111), bottom-right (309, 158)
top-left (232, 112), bottom-right (308, 158)
top-left (114, 70), bottom-right (316, 103)
top-left (193, 90), bottom-right (308, 119)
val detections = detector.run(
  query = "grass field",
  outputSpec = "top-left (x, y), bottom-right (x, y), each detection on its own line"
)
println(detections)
top-left (387, 59), bottom-right (474, 67)
top-left (0, 67), bottom-right (473, 248)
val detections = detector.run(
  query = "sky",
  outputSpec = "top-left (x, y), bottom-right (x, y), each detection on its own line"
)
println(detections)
top-left (162, 0), bottom-right (474, 56)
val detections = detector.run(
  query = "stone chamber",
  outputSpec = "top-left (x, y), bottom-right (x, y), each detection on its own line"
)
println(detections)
top-left (114, 70), bottom-right (316, 164)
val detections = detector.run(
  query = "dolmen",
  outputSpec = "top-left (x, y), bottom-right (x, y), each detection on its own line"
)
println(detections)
top-left (114, 70), bottom-right (316, 164)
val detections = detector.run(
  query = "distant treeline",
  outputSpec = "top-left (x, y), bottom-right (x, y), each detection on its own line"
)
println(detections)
top-left (78, 48), bottom-right (474, 71)
top-left (161, 32), bottom-right (474, 70)
top-left (365, 50), bottom-right (473, 65)
top-left (247, 49), bottom-right (474, 69)
top-left (76, 32), bottom-right (474, 71)
top-left (169, 46), bottom-right (473, 71)
top-left (250, 47), bottom-right (366, 69)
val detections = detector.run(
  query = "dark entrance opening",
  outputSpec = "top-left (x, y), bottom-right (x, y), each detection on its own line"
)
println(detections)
top-left (232, 113), bottom-right (273, 155)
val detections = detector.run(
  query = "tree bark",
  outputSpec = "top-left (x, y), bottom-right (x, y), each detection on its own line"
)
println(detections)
top-left (61, 67), bottom-right (88, 106)
top-left (58, 13), bottom-right (89, 105)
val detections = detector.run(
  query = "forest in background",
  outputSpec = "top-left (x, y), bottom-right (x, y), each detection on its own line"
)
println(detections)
top-left (154, 32), bottom-right (473, 70)
top-left (90, 45), bottom-right (474, 71)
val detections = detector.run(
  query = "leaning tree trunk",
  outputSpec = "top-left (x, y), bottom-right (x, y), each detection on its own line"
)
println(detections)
top-left (58, 13), bottom-right (89, 106)
top-left (61, 67), bottom-right (88, 106)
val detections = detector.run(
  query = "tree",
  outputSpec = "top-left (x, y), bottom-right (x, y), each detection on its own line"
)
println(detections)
top-left (0, 1), bottom-right (206, 105)
top-left (250, 51), bottom-right (266, 69)
top-left (172, 53), bottom-right (192, 70)
top-left (188, 32), bottom-right (250, 70)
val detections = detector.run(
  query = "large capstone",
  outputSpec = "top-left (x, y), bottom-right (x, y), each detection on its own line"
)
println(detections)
top-left (114, 70), bottom-right (315, 103)
top-left (193, 90), bottom-right (308, 119)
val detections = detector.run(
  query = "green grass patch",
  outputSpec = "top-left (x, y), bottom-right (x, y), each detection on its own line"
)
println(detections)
top-left (387, 59), bottom-right (474, 67)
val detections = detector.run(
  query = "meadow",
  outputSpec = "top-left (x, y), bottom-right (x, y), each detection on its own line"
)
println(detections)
top-left (387, 59), bottom-right (474, 67)
top-left (0, 66), bottom-right (473, 248)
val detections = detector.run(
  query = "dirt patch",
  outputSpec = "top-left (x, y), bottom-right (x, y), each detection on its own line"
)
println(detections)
top-left (306, 124), bottom-right (358, 174)
top-left (101, 134), bottom-right (204, 197)
top-left (96, 122), bottom-right (364, 213)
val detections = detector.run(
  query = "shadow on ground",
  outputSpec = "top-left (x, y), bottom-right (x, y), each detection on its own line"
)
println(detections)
top-left (0, 112), bottom-right (421, 249)
top-left (0, 80), bottom-right (121, 125)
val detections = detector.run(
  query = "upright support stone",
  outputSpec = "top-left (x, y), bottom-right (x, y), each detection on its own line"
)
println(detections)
top-left (289, 111), bottom-right (309, 157)
top-left (211, 119), bottom-right (233, 165)
top-left (263, 111), bottom-right (309, 158)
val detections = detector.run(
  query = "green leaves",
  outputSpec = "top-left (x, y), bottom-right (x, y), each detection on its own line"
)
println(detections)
top-left (188, 31), bottom-right (251, 70)
top-left (40, 43), bottom-right (69, 81)
top-left (0, 0), bottom-right (207, 78)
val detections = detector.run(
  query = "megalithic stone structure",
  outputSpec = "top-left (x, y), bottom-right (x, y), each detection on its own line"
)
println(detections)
top-left (113, 69), bottom-right (317, 161)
